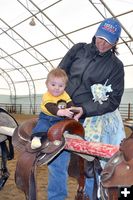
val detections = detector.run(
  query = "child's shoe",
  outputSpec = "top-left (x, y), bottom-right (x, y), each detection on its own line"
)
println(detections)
top-left (31, 136), bottom-right (41, 149)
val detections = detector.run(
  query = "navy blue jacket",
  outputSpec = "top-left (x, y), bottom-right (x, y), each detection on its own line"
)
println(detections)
top-left (59, 38), bottom-right (124, 118)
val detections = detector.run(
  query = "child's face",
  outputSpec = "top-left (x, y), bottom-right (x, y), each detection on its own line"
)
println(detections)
top-left (46, 76), bottom-right (66, 96)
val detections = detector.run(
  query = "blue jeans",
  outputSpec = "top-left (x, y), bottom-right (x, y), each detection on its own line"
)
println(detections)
top-left (48, 150), bottom-right (70, 200)
top-left (48, 150), bottom-right (96, 200)
top-left (32, 112), bottom-right (64, 136)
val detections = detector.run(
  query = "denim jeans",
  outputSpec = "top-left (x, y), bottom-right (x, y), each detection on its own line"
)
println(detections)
top-left (32, 112), bottom-right (64, 136)
top-left (48, 150), bottom-right (96, 200)
top-left (48, 150), bottom-right (70, 200)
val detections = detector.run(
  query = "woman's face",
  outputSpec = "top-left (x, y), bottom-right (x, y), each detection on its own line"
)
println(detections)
top-left (95, 37), bottom-right (113, 53)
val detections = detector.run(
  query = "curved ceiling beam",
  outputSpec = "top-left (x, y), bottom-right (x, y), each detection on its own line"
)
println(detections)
top-left (0, 68), bottom-right (16, 104)
top-left (0, 48), bottom-right (36, 113)
top-left (29, 0), bottom-right (75, 45)
top-left (18, 0), bottom-right (75, 48)
top-left (0, 18), bottom-right (53, 71)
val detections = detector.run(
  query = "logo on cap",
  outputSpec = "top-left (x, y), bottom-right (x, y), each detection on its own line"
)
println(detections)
top-left (102, 22), bottom-right (117, 34)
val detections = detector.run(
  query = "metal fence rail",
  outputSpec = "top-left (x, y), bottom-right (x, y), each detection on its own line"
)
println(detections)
top-left (0, 103), bottom-right (22, 114)
top-left (0, 103), bottom-right (133, 120)
top-left (119, 103), bottom-right (133, 120)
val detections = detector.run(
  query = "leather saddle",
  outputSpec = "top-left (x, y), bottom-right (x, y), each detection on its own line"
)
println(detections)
top-left (0, 108), bottom-right (18, 190)
top-left (101, 131), bottom-right (133, 188)
top-left (12, 118), bottom-right (85, 200)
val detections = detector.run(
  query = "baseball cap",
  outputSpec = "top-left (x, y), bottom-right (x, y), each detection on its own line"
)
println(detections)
top-left (95, 18), bottom-right (121, 45)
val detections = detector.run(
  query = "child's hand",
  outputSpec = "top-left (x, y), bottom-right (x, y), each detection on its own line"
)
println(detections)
top-left (57, 108), bottom-right (74, 118)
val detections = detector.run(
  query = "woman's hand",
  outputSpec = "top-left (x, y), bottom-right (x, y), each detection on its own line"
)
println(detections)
top-left (70, 107), bottom-right (83, 121)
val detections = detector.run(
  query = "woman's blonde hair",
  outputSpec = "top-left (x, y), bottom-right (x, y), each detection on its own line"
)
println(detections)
top-left (46, 68), bottom-right (68, 84)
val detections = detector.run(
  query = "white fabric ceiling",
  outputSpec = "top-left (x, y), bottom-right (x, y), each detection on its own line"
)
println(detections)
top-left (0, 0), bottom-right (133, 100)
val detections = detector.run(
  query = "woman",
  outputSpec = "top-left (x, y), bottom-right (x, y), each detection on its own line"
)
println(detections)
top-left (47, 18), bottom-right (125, 200)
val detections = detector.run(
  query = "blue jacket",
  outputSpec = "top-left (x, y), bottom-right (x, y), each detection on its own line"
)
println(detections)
top-left (59, 38), bottom-right (124, 118)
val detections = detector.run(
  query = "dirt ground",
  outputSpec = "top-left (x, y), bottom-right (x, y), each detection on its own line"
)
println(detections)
top-left (0, 114), bottom-right (78, 200)
top-left (0, 114), bottom-right (132, 200)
